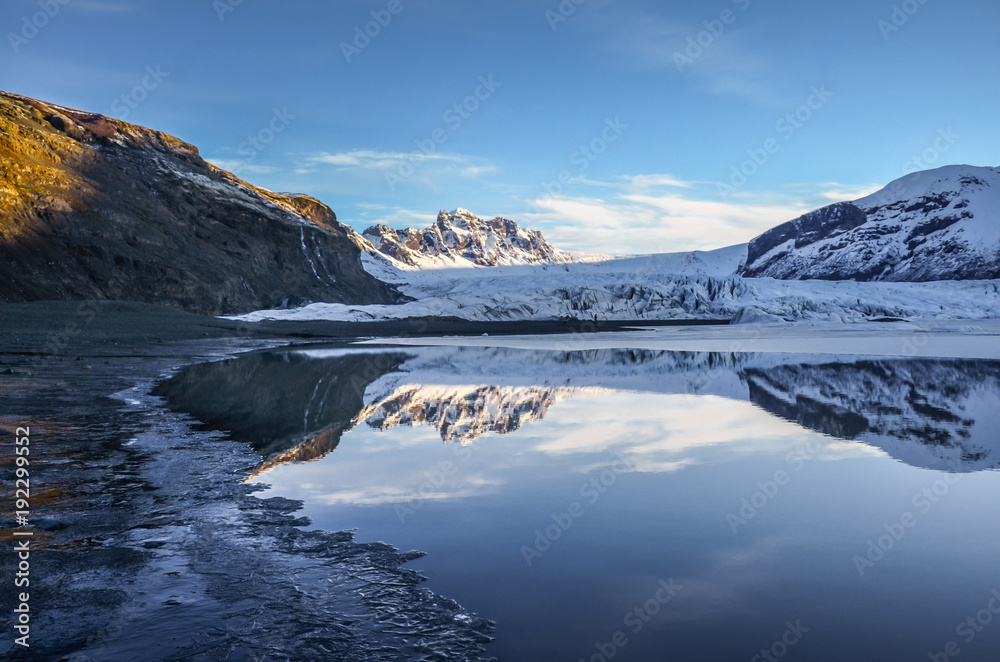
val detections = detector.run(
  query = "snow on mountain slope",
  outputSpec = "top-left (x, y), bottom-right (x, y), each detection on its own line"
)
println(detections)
top-left (742, 165), bottom-right (1000, 281)
top-left (360, 208), bottom-right (600, 268)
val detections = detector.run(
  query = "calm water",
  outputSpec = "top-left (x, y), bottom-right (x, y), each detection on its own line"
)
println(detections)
top-left (159, 345), bottom-right (1000, 661)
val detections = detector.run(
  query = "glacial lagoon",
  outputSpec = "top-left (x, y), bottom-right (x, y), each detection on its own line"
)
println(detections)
top-left (158, 344), bottom-right (1000, 661)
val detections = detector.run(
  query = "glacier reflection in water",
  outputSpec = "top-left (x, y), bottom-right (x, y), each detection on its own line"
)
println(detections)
top-left (158, 346), bottom-right (1000, 661)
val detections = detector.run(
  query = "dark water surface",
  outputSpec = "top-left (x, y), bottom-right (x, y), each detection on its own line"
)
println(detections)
top-left (158, 345), bottom-right (1000, 661)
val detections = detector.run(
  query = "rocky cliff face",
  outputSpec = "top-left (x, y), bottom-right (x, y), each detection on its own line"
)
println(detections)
top-left (362, 208), bottom-right (571, 267)
top-left (0, 91), bottom-right (400, 314)
top-left (741, 165), bottom-right (1000, 281)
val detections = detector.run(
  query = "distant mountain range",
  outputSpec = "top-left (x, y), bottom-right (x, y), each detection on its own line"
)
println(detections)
top-left (359, 165), bottom-right (1000, 284)
top-left (360, 208), bottom-right (576, 268)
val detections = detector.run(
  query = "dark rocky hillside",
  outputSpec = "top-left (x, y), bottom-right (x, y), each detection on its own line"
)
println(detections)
top-left (0, 91), bottom-right (400, 314)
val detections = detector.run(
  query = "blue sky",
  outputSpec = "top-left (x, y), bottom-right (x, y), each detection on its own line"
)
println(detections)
top-left (3, 0), bottom-right (999, 253)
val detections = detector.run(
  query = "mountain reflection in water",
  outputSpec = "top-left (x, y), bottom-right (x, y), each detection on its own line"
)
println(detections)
top-left (155, 347), bottom-right (1000, 475)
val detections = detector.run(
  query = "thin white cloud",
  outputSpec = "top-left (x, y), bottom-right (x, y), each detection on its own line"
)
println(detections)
top-left (517, 174), bottom-right (857, 254)
top-left (523, 194), bottom-right (806, 254)
top-left (515, 171), bottom-right (893, 254)
top-left (623, 173), bottom-right (696, 189)
top-left (304, 149), bottom-right (496, 193)
top-left (816, 184), bottom-right (883, 202)
top-left (308, 150), bottom-right (463, 170)
top-left (460, 165), bottom-right (499, 178)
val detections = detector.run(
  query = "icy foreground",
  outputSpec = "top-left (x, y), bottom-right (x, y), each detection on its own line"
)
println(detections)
top-left (360, 318), bottom-right (1000, 360)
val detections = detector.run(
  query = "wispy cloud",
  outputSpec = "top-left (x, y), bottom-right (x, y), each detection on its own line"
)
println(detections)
top-left (814, 183), bottom-right (883, 201)
top-left (308, 150), bottom-right (458, 170)
top-left (519, 176), bottom-right (875, 254)
top-left (624, 173), bottom-right (695, 189)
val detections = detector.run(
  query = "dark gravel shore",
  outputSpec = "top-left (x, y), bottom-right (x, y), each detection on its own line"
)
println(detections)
top-left (0, 300), bottom-right (726, 358)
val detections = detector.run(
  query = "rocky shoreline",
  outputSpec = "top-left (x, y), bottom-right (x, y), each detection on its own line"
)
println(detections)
top-left (0, 302), bottom-right (505, 660)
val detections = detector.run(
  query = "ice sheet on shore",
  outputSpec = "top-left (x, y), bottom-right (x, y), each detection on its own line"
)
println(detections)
top-left (356, 319), bottom-right (1000, 361)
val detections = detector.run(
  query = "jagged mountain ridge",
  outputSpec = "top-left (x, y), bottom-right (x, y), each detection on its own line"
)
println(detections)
top-left (0, 91), bottom-right (399, 314)
top-left (741, 165), bottom-right (1000, 281)
top-left (361, 208), bottom-right (575, 268)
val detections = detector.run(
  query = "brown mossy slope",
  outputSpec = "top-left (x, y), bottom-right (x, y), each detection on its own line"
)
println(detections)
top-left (0, 91), bottom-right (400, 315)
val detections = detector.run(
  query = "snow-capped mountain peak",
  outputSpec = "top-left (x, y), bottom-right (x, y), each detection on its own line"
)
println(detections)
top-left (361, 208), bottom-right (577, 268)
top-left (741, 164), bottom-right (1000, 281)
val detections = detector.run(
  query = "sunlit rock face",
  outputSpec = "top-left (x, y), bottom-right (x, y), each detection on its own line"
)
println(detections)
top-left (0, 91), bottom-right (399, 314)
